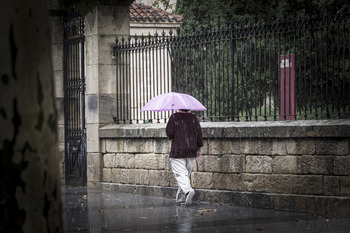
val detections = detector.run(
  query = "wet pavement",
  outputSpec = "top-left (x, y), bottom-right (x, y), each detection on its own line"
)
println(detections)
top-left (62, 186), bottom-right (350, 233)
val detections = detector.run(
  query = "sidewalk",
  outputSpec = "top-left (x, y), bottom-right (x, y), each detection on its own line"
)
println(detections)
top-left (61, 186), bottom-right (350, 233)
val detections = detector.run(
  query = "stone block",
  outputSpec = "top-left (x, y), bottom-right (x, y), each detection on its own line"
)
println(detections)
top-left (192, 160), bottom-right (198, 171)
top-left (300, 155), bottom-right (333, 175)
top-left (103, 153), bottom-right (115, 168)
top-left (100, 139), bottom-right (106, 153)
top-left (135, 154), bottom-right (165, 170)
top-left (340, 177), bottom-right (350, 196)
top-left (105, 139), bottom-right (124, 153)
top-left (86, 123), bottom-right (100, 153)
top-left (129, 169), bottom-right (149, 185)
top-left (272, 156), bottom-right (300, 174)
top-left (246, 156), bottom-right (272, 173)
top-left (239, 174), bottom-right (266, 192)
top-left (208, 139), bottom-right (240, 155)
top-left (324, 176), bottom-right (340, 196)
top-left (273, 194), bottom-right (296, 211)
top-left (221, 154), bottom-right (245, 173)
top-left (128, 169), bottom-right (139, 184)
top-left (149, 170), bottom-right (159, 186)
top-left (115, 153), bottom-right (135, 168)
top-left (119, 169), bottom-right (129, 184)
top-left (295, 195), bottom-right (308, 213)
top-left (56, 98), bottom-right (64, 124)
top-left (158, 154), bottom-right (167, 170)
top-left (86, 94), bottom-right (99, 124)
top-left (196, 155), bottom-right (221, 172)
top-left (154, 139), bottom-right (171, 154)
top-left (334, 156), bottom-right (350, 175)
top-left (85, 28), bottom-right (98, 63)
top-left (286, 139), bottom-right (315, 155)
top-left (57, 124), bottom-right (65, 144)
top-left (111, 168), bottom-right (121, 183)
top-left (159, 170), bottom-right (170, 186)
top-left (99, 94), bottom-right (117, 125)
top-left (242, 139), bottom-right (259, 154)
top-left (292, 175), bottom-right (323, 195)
top-left (124, 139), bottom-right (154, 153)
top-left (98, 55), bottom-right (116, 94)
top-left (223, 139), bottom-right (241, 154)
top-left (87, 153), bottom-right (102, 182)
top-left (191, 172), bottom-right (213, 189)
top-left (265, 175), bottom-right (293, 194)
top-left (258, 139), bottom-right (273, 155)
top-left (200, 140), bottom-right (209, 155)
top-left (326, 197), bottom-right (350, 217)
top-left (212, 173), bottom-right (239, 191)
top-left (102, 168), bottom-right (112, 182)
top-left (52, 43), bottom-right (64, 72)
top-left (139, 169), bottom-right (150, 185)
top-left (307, 196), bottom-right (327, 215)
top-left (85, 65), bottom-right (99, 94)
top-left (272, 139), bottom-right (287, 155)
top-left (208, 140), bottom-right (222, 155)
top-left (316, 138), bottom-right (349, 155)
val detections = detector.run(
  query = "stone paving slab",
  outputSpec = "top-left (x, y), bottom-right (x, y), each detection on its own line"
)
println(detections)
top-left (62, 186), bottom-right (350, 233)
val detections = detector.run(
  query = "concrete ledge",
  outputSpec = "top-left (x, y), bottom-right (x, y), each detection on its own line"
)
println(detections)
top-left (100, 119), bottom-right (350, 139)
top-left (99, 182), bottom-right (350, 217)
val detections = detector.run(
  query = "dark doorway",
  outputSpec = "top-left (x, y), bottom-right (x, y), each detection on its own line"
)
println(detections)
top-left (63, 11), bottom-right (87, 186)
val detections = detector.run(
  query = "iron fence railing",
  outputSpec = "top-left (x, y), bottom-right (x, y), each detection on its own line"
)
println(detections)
top-left (113, 12), bottom-right (350, 124)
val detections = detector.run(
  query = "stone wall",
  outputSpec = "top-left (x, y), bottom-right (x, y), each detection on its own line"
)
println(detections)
top-left (99, 120), bottom-right (350, 217)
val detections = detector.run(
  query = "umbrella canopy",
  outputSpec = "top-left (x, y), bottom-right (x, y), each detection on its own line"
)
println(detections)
top-left (141, 92), bottom-right (206, 112)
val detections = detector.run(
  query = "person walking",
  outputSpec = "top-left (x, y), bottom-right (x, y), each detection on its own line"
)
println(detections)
top-left (166, 109), bottom-right (203, 206)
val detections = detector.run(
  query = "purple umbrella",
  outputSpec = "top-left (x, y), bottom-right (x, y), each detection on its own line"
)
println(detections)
top-left (141, 92), bottom-right (206, 112)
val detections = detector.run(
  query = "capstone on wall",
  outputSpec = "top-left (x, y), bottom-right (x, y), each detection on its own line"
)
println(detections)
top-left (99, 120), bottom-right (350, 217)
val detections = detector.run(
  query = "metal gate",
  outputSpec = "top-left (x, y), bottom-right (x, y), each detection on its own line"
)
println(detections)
top-left (63, 12), bottom-right (86, 186)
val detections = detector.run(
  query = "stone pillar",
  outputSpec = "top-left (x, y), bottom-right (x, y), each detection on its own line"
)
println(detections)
top-left (48, 3), bottom-right (65, 183)
top-left (84, 2), bottom-right (131, 184)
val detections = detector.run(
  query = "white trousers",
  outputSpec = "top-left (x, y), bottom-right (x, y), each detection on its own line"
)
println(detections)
top-left (170, 157), bottom-right (194, 203)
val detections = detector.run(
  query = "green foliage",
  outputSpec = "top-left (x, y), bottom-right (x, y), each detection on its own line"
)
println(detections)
top-left (170, 1), bottom-right (350, 120)
top-left (175, 0), bottom-right (350, 31)
top-left (149, 0), bottom-right (175, 12)
top-left (58, 0), bottom-right (99, 15)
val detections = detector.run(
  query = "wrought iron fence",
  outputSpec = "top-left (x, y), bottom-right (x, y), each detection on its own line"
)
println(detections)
top-left (113, 11), bottom-right (350, 124)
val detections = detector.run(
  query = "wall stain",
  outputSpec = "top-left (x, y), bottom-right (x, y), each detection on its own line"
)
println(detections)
top-left (1, 107), bottom-right (7, 119)
top-left (43, 193), bottom-right (51, 233)
top-left (10, 25), bottom-right (17, 80)
top-left (48, 113), bottom-right (57, 140)
top-left (35, 73), bottom-right (44, 131)
top-left (0, 99), bottom-right (28, 233)
top-left (1, 74), bottom-right (9, 84)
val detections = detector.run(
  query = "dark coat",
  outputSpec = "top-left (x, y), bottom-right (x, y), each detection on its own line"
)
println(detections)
top-left (166, 112), bottom-right (203, 158)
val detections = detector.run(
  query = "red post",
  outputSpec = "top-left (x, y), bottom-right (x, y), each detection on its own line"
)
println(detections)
top-left (279, 54), bottom-right (295, 120)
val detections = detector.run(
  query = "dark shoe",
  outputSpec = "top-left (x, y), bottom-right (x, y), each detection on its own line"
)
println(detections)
top-left (185, 189), bottom-right (195, 205)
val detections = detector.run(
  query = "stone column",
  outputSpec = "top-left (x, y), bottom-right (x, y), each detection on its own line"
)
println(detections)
top-left (48, 3), bottom-right (65, 183)
top-left (84, 2), bottom-right (131, 184)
